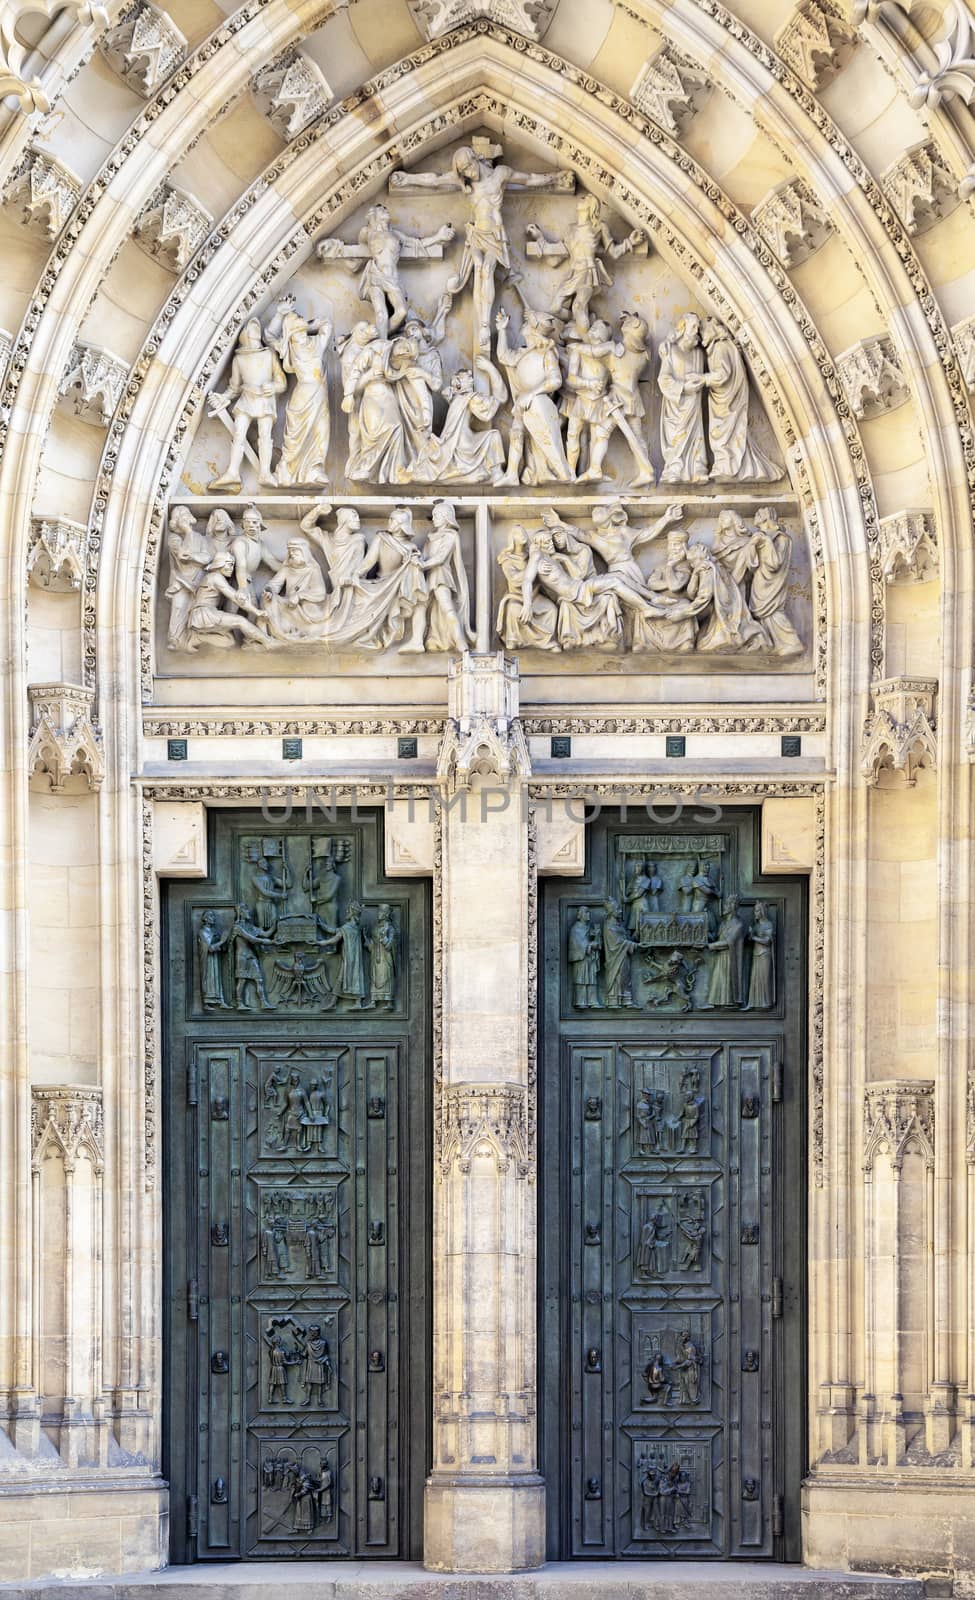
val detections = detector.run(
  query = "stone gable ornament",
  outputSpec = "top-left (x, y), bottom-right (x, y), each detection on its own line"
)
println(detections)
top-left (407, 1), bottom-right (557, 39)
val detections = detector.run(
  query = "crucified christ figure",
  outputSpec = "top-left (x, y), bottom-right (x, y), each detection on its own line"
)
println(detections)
top-left (390, 137), bottom-right (574, 355)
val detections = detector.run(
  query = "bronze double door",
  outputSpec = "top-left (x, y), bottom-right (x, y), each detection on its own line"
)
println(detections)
top-left (540, 809), bottom-right (806, 1560)
top-left (163, 810), bottom-right (431, 1562)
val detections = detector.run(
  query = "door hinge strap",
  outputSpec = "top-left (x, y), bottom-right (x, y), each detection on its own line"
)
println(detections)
top-left (188, 1278), bottom-right (199, 1321)
top-left (187, 1063), bottom-right (198, 1106)
top-left (772, 1277), bottom-right (783, 1319)
top-left (186, 1494), bottom-right (199, 1539)
top-left (772, 1494), bottom-right (784, 1536)
top-left (772, 1060), bottom-right (783, 1102)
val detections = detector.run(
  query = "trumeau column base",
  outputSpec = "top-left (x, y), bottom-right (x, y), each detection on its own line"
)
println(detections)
top-left (423, 1475), bottom-right (546, 1573)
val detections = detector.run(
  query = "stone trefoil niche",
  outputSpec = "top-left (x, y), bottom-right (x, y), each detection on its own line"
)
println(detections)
top-left (157, 132), bottom-right (813, 695)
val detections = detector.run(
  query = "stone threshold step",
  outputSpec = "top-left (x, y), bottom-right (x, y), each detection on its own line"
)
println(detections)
top-left (0, 1565), bottom-right (927, 1600)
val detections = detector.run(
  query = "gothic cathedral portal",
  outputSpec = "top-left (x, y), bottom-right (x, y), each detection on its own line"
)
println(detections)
top-left (540, 811), bottom-right (806, 1559)
top-left (163, 810), bottom-right (431, 1561)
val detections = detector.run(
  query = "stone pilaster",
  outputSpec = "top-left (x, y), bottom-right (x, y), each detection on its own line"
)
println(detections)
top-left (425, 656), bottom-right (543, 1571)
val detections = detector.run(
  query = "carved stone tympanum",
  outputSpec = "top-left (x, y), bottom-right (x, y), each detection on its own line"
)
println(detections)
top-left (27, 682), bottom-right (104, 791)
top-left (861, 676), bottom-right (938, 785)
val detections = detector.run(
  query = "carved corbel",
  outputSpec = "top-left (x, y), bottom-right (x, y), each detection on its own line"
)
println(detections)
top-left (27, 682), bottom-right (104, 792)
top-left (440, 1085), bottom-right (532, 1178)
top-left (0, 2), bottom-right (108, 114)
top-left (630, 45), bottom-right (710, 134)
top-left (408, 0), bottom-right (556, 35)
top-left (253, 49), bottom-right (333, 139)
top-left (99, 1), bottom-right (186, 96)
top-left (953, 313), bottom-right (975, 391)
top-left (3, 145), bottom-right (81, 240)
top-left (134, 183), bottom-right (212, 272)
top-left (775, 0), bottom-right (856, 87)
top-left (437, 651), bottom-right (531, 790)
top-left (861, 675), bottom-right (937, 785)
top-left (751, 177), bottom-right (833, 266)
top-left (882, 140), bottom-right (960, 234)
top-left (876, 510), bottom-right (938, 582)
top-left (58, 339), bottom-right (128, 426)
top-left (836, 334), bottom-right (909, 419)
top-left (32, 1086), bottom-right (104, 1175)
top-left (27, 515), bottom-right (88, 592)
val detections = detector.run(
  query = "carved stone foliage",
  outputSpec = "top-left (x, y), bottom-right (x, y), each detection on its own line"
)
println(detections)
top-left (253, 50), bottom-right (333, 139)
top-left (877, 510), bottom-right (938, 582)
top-left (31, 1086), bottom-right (104, 1173)
top-left (861, 676), bottom-right (938, 786)
top-left (751, 178), bottom-right (833, 267)
top-left (437, 650), bottom-right (531, 788)
top-left (774, 0), bottom-right (855, 86)
top-left (27, 682), bottom-right (104, 792)
top-left (909, 0), bottom-right (975, 109)
top-left (0, 2), bottom-right (108, 114)
top-left (99, 1), bottom-right (186, 96)
top-left (408, 0), bottom-right (557, 36)
top-left (58, 340), bottom-right (128, 426)
top-left (134, 184), bottom-right (212, 273)
top-left (954, 314), bottom-right (975, 392)
top-left (863, 1080), bottom-right (934, 1173)
top-left (3, 146), bottom-right (81, 240)
top-left (567, 834), bottom-right (777, 1015)
top-left (440, 1084), bottom-right (532, 1176)
top-left (881, 141), bottom-right (959, 234)
top-left (27, 515), bottom-right (88, 591)
top-left (967, 1072), bottom-right (975, 1166)
top-left (836, 335), bottom-right (908, 419)
top-left (629, 47), bottom-right (710, 134)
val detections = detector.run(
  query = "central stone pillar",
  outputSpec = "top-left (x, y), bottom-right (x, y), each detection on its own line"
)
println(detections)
top-left (424, 655), bottom-right (544, 1572)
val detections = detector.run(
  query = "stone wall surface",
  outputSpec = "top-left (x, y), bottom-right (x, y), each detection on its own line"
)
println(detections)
top-left (0, 0), bottom-right (972, 1587)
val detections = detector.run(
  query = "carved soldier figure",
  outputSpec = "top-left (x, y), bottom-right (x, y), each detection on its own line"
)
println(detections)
top-left (367, 903), bottom-right (397, 1008)
top-left (495, 309), bottom-right (573, 487)
top-left (527, 194), bottom-right (644, 330)
top-left (658, 313), bottom-right (708, 484)
top-left (651, 1200), bottom-right (673, 1275)
top-left (230, 903), bottom-right (276, 1009)
top-left (304, 840), bottom-right (343, 929)
top-left (318, 202), bottom-right (455, 338)
top-left (744, 901), bottom-right (776, 1009)
top-left (601, 898), bottom-right (635, 1007)
top-left (639, 1459), bottom-right (660, 1532)
top-left (561, 317), bottom-right (617, 480)
top-left (265, 295), bottom-right (332, 488)
top-left (208, 318), bottom-right (287, 492)
top-left (700, 316), bottom-right (779, 482)
top-left (279, 1071), bottom-right (312, 1151)
top-left (391, 139), bottom-right (573, 354)
top-left (603, 311), bottom-right (657, 486)
top-left (568, 905), bottom-right (601, 1009)
top-left (165, 506), bottom-right (212, 650)
top-left (679, 1080), bottom-right (704, 1153)
top-left (197, 910), bottom-right (230, 1009)
top-left (186, 553), bottom-right (270, 652)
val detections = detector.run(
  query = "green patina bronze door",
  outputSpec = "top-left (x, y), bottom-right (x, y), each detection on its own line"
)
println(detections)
top-left (541, 808), bottom-right (805, 1560)
top-left (164, 809), bottom-right (430, 1561)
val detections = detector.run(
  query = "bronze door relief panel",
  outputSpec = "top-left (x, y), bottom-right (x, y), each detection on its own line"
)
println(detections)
top-left (541, 811), bottom-right (805, 1559)
top-left (164, 811), bottom-right (430, 1561)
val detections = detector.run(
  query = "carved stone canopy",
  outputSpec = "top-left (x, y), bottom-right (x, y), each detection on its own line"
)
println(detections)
top-left (863, 1079), bottom-right (934, 1173)
top-left (437, 651), bottom-right (531, 789)
top-left (881, 140), bottom-right (960, 235)
top-left (99, 1), bottom-right (187, 96)
top-left (252, 49), bottom-right (333, 139)
top-left (774, 0), bottom-right (855, 88)
top-left (751, 177), bottom-right (833, 267)
top-left (27, 516), bottom-right (89, 592)
top-left (836, 335), bottom-right (908, 420)
top-left (630, 46), bottom-right (710, 134)
top-left (27, 682), bottom-right (104, 792)
top-left (408, 1), bottom-right (557, 39)
top-left (440, 1084), bottom-right (532, 1176)
top-left (31, 1086), bottom-right (105, 1174)
top-left (861, 675), bottom-right (938, 786)
top-left (135, 183), bottom-right (213, 273)
top-left (3, 145), bottom-right (81, 240)
top-left (876, 510), bottom-right (938, 583)
top-left (954, 313), bottom-right (975, 391)
top-left (58, 340), bottom-right (128, 427)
